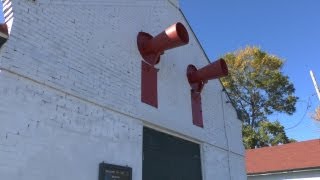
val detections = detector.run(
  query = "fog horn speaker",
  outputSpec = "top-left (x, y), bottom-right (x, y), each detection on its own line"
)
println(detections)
top-left (186, 59), bottom-right (229, 127)
top-left (138, 22), bottom-right (189, 108)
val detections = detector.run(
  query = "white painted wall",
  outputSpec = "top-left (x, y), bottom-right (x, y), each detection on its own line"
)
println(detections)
top-left (0, 0), bottom-right (245, 179)
top-left (248, 170), bottom-right (320, 180)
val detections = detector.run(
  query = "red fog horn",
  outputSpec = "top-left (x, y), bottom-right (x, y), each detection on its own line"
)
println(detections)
top-left (138, 22), bottom-right (189, 108)
top-left (187, 58), bottom-right (228, 85)
top-left (137, 22), bottom-right (189, 65)
top-left (187, 58), bottom-right (229, 128)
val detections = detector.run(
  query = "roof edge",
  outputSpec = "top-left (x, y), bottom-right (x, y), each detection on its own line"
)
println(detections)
top-left (178, 8), bottom-right (240, 120)
top-left (178, 9), bottom-right (211, 64)
top-left (246, 139), bottom-right (320, 152)
top-left (248, 166), bottom-right (320, 176)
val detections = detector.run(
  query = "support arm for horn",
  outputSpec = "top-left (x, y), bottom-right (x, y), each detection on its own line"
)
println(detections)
top-left (187, 64), bottom-right (206, 93)
top-left (137, 32), bottom-right (162, 65)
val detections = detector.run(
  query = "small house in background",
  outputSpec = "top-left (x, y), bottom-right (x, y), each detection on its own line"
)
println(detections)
top-left (246, 139), bottom-right (320, 180)
top-left (0, 0), bottom-right (245, 179)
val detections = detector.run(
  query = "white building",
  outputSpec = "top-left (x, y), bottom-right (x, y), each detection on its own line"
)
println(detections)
top-left (0, 0), bottom-right (245, 179)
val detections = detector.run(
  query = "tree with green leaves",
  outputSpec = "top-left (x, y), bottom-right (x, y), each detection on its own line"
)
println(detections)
top-left (242, 121), bottom-right (296, 149)
top-left (221, 46), bottom-right (298, 149)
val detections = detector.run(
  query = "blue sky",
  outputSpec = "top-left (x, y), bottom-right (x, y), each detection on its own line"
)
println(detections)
top-left (0, 1), bottom-right (3, 23)
top-left (181, 0), bottom-right (320, 141)
top-left (0, 1), bottom-right (319, 141)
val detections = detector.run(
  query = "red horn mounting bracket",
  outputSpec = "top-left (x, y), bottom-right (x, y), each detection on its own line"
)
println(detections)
top-left (187, 65), bottom-right (207, 93)
top-left (187, 65), bottom-right (206, 128)
top-left (137, 32), bottom-right (161, 108)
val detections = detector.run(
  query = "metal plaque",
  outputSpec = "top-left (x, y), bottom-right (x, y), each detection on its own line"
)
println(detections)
top-left (99, 162), bottom-right (132, 180)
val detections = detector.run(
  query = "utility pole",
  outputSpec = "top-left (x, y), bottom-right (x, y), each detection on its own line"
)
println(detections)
top-left (310, 70), bottom-right (320, 101)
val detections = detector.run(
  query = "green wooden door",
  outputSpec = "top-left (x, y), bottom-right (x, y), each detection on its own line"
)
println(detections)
top-left (143, 127), bottom-right (202, 180)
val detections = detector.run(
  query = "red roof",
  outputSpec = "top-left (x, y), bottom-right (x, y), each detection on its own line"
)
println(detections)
top-left (246, 139), bottom-right (320, 174)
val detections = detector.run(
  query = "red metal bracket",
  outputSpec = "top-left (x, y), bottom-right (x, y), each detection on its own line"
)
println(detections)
top-left (137, 32), bottom-right (160, 108)
top-left (187, 65), bottom-right (205, 127)
top-left (141, 61), bottom-right (158, 108)
top-left (190, 90), bottom-right (204, 127)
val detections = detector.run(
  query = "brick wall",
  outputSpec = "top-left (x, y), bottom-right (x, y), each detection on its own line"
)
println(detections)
top-left (0, 71), bottom-right (143, 179)
top-left (0, 0), bottom-right (245, 179)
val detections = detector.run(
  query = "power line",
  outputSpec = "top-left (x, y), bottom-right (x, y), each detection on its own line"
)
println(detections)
top-left (285, 96), bottom-right (312, 130)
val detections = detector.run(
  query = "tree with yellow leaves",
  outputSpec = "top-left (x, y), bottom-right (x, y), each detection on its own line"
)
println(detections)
top-left (312, 106), bottom-right (320, 121)
top-left (221, 46), bottom-right (298, 149)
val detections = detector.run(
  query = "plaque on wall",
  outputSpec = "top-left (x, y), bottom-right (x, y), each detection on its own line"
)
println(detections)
top-left (99, 162), bottom-right (132, 180)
